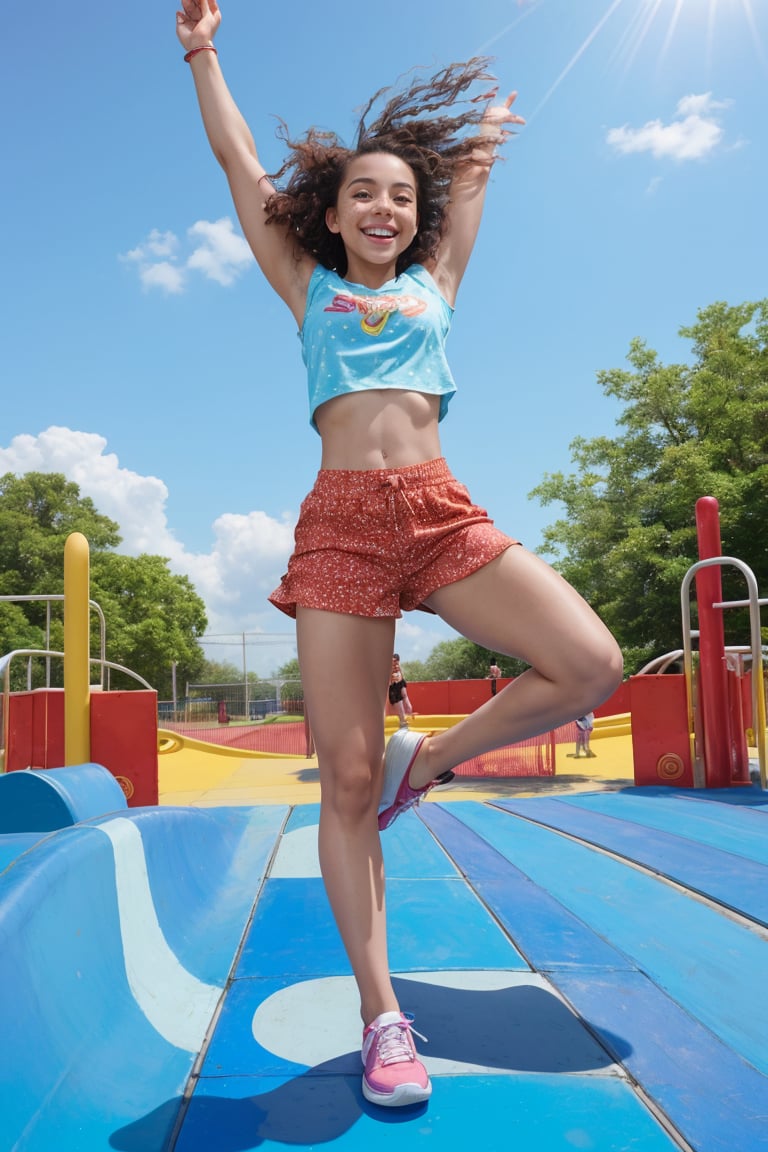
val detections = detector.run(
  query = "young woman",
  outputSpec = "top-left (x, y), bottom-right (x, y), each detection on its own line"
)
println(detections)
top-left (388, 654), bottom-right (415, 727)
top-left (176, 0), bottom-right (623, 1108)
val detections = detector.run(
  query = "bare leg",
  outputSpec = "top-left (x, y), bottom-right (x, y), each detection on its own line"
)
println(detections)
top-left (409, 547), bottom-right (623, 788)
top-left (297, 607), bottom-right (399, 1026)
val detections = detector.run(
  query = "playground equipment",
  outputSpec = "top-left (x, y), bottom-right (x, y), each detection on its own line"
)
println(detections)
top-left (631, 496), bottom-right (766, 790)
top-left (1, 504), bottom-right (765, 794)
top-left (683, 500), bottom-right (766, 789)
top-left (1, 533), bottom-right (159, 803)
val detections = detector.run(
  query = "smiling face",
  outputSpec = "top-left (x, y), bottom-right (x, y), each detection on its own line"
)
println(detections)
top-left (325, 151), bottom-right (419, 286)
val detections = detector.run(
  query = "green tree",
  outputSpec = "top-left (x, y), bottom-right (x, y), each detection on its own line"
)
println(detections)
top-left (90, 552), bottom-right (207, 697)
top-left (403, 639), bottom-right (526, 682)
top-left (530, 300), bottom-right (768, 671)
top-left (249, 673), bottom-right (278, 702)
top-left (274, 657), bottom-right (303, 704)
top-left (0, 599), bottom-right (43, 666)
top-left (197, 659), bottom-right (243, 684)
top-left (0, 472), bottom-right (208, 695)
top-left (0, 473), bottom-right (122, 686)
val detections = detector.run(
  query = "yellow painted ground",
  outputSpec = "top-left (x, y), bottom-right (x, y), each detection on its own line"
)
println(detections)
top-left (159, 723), bottom-right (636, 808)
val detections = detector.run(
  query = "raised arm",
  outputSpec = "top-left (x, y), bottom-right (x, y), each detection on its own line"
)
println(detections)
top-left (430, 91), bottom-right (525, 307)
top-left (176, 0), bottom-right (313, 323)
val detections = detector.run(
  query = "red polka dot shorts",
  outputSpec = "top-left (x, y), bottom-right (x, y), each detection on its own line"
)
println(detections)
top-left (269, 457), bottom-right (517, 619)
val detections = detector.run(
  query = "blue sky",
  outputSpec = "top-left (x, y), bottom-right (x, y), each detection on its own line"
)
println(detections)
top-left (2, 0), bottom-right (766, 678)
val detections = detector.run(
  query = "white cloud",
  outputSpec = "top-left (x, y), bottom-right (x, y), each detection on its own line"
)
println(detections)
top-left (120, 217), bottom-right (253, 294)
top-left (676, 94), bottom-right (722, 118)
top-left (138, 261), bottom-right (186, 294)
top-left (186, 218), bottom-right (253, 286)
top-left (0, 428), bottom-right (297, 674)
top-left (145, 229), bottom-right (180, 259)
top-left (123, 228), bottom-right (179, 262)
top-left (607, 93), bottom-right (732, 161)
top-left (0, 427), bottom-right (170, 553)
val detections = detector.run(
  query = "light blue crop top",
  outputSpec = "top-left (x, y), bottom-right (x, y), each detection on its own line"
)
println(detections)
top-left (301, 263), bottom-right (457, 433)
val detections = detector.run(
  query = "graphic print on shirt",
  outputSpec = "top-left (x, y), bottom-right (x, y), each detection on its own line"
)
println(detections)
top-left (325, 290), bottom-right (427, 337)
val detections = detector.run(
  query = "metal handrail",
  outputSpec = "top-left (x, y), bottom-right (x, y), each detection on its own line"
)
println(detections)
top-left (0, 649), bottom-right (154, 773)
top-left (0, 595), bottom-right (107, 687)
top-left (0, 649), bottom-right (152, 692)
top-left (635, 650), bottom-right (685, 676)
top-left (680, 556), bottom-right (767, 789)
top-left (637, 645), bottom-right (768, 677)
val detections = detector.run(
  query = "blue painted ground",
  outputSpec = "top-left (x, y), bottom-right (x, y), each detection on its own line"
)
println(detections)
top-left (2, 774), bottom-right (767, 1151)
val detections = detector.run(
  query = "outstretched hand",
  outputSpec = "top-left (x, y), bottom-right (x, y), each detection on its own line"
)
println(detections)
top-left (176, 0), bottom-right (221, 50)
top-left (478, 90), bottom-right (525, 144)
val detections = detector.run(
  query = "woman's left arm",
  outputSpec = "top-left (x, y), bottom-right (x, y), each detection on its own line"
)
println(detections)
top-left (431, 91), bottom-right (524, 305)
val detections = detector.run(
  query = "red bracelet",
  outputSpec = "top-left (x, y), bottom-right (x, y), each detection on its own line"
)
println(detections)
top-left (184, 44), bottom-right (217, 63)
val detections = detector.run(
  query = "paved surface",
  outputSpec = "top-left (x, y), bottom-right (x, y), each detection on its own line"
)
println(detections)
top-left (169, 787), bottom-right (768, 1152)
top-left (157, 728), bottom-right (636, 808)
top-left (3, 732), bottom-right (767, 1151)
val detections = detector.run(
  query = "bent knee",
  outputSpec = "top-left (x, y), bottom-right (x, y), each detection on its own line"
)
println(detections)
top-left (578, 638), bottom-right (624, 710)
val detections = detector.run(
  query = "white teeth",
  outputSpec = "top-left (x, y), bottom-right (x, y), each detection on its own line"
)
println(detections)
top-left (364, 228), bottom-right (395, 238)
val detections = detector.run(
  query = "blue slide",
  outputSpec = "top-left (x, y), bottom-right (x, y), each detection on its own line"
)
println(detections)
top-left (0, 765), bottom-right (286, 1151)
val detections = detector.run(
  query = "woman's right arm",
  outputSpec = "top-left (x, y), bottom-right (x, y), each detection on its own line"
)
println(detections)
top-left (176, 0), bottom-right (313, 322)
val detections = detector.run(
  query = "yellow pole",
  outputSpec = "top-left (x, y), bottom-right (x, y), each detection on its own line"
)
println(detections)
top-left (64, 532), bottom-right (91, 765)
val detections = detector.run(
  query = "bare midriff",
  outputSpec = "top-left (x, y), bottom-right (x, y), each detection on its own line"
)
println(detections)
top-left (315, 389), bottom-right (444, 471)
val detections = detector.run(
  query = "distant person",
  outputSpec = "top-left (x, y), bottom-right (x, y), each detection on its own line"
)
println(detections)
top-left (388, 653), bottom-right (414, 726)
top-left (575, 712), bottom-right (596, 757)
top-left (487, 659), bottom-right (502, 696)
top-left (177, 0), bottom-right (622, 1109)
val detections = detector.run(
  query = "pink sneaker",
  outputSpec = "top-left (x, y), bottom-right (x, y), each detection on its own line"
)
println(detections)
top-left (378, 727), bottom-right (454, 831)
top-left (361, 1011), bottom-right (431, 1107)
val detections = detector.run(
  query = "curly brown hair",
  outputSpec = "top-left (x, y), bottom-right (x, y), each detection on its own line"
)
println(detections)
top-left (264, 58), bottom-right (500, 278)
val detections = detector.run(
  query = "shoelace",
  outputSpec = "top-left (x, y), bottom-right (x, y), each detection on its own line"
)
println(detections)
top-left (373, 1014), bottom-right (428, 1066)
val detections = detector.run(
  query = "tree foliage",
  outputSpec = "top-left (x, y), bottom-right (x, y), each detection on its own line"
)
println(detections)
top-left (90, 552), bottom-right (207, 696)
top-left (0, 472), bottom-right (207, 695)
top-left (403, 638), bottom-right (527, 682)
top-left (274, 657), bottom-right (303, 701)
top-left (197, 659), bottom-right (243, 684)
top-left (193, 660), bottom-right (280, 703)
top-left (529, 300), bottom-right (768, 671)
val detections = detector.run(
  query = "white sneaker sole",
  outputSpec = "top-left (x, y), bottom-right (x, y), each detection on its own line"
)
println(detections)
top-left (378, 727), bottom-right (425, 816)
top-left (362, 1076), bottom-right (432, 1107)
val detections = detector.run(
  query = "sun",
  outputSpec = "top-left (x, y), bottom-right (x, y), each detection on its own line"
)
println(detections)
top-left (523, 0), bottom-right (764, 120)
top-left (618, 0), bottom-right (763, 69)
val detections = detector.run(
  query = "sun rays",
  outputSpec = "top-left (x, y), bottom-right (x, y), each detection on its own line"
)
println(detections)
top-left (620, 0), bottom-right (765, 70)
top-left (488, 0), bottom-right (765, 121)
